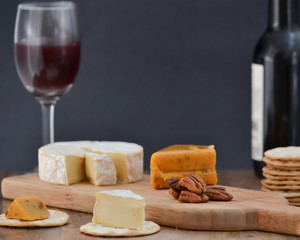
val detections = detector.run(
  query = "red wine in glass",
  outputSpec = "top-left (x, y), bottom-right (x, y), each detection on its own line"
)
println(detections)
top-left (15, 40), bottom-right (80, 102)
top-left (14, 2), bottom-right (80, 145)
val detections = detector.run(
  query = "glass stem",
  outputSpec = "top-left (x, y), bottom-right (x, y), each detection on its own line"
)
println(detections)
top-left (40, 102), bottom-right (55, 145)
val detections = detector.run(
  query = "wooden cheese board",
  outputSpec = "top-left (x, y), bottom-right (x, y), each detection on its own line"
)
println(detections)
top-left (1, 174), bottom-right (300, 236)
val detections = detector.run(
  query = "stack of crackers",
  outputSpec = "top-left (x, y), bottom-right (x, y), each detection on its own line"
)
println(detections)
top-left (261, 146), bottom-right (300, 207)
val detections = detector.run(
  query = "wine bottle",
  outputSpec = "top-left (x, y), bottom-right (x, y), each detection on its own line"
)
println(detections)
top-left (251, 0), bottom-right (300, 177)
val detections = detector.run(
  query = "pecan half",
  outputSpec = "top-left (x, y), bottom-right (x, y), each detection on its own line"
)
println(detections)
top-left (178, 190), bottom-right (209, 203)
top-left (178, 174), bottom-right (207, 194)
top-left (168, 177), bottom-right (184, 191)
top-left (206, 186), bottom-right (233, 201)
top-left (169, 188), bottom-right (181, 199)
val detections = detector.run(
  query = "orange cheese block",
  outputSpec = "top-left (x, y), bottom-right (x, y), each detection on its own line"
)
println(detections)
top-left (150, 145), bottom-right (217, 189)
top-left (5, 197), bottom-right (50, 221)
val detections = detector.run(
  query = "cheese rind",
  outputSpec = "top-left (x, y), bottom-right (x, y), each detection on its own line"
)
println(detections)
top-left (5, 197), bottom-right (49, 221)
top-left (150, 145), bottom-right (217, 189)
top-left (92, 190), bottom-right (145, 230)
top-left (38, 141), bottom-right (144, 185)
top-left (85, 152), bottom-right (117, 186)
top-left (38, 144), bottom-right (86, 185)
top-left (66, 141), bottom-right (144, 183)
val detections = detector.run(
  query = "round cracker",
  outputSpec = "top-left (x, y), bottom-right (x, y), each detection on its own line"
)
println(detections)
top-left (289, 202), bottom-right (300, 207)
top-left (288, 198), bottom-right (300, 203)
top-left (261, 179), bottom-right (300, 190)
top-left (263, 178), bottom-right (300, 186)
top-left (261, 186), bottom-right (300, 198)
top-left (261, 186), bottom-right (272, 192)
top-left (285, 194), bottom-right (300, 198)
top-left (80, 221), bottom-right (160, 237)
top-left (265, 147), bottom-right (300, 160)
top-left (0, 210), bottom-right (68, 227)
top-left (263, 172), bottom-right (300, 181)
top-left (262, 167), bottom-right (300, 177)
top-left (263, 157), bottom-right (300, 170)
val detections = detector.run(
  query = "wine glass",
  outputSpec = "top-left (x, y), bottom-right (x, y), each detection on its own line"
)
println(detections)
top-left (14, 1), bottom-right (80, 145)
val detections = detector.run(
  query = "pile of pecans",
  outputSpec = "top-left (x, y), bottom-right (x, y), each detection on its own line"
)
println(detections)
top-left (168, 174), bottom-right (233, 203)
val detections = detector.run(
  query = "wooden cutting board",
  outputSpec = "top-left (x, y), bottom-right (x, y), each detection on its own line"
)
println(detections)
top-left (1, 174), bottom-right (300, 236)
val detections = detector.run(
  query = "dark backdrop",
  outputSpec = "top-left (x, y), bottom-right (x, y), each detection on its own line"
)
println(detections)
top-left (1, 0), bottom-right (266, 171)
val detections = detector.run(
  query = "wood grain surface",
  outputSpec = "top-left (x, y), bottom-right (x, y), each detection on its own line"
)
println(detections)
top-left (2, 173), bottom-right (300, 236)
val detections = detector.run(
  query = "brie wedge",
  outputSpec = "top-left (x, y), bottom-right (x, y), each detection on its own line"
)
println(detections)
top-left (85, 152), bottom-right (117, 186)
top-left (92, 190), bottom-right (145, 230)
top-left (38, 144), bottom-right (85, 185)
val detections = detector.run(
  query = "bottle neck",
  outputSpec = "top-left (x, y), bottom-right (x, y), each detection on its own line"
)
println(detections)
top-left (268, 0), bottom-right (299, 29)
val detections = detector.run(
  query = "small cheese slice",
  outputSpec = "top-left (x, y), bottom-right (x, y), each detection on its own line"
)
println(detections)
top-left (71, 141), bottom-right (144, 183)
top-left (38, 144), bottom-right (86, 185)
top-left (150, 144), bottom-right (217, 189)
top-left (85, 152), bottom-right (117, 186)
top-left (92, 190), bottom-right (145, 230)
top-left (5, 197), bottom-right (49, 221)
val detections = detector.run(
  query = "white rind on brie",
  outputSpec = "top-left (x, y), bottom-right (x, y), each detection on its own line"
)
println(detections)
top-left (38, 145), bottom-right (86, 185)
top-left (70, 141), bottom-right (144, 182)
top-left (99, 189), bottom-right (144, 200)
top-left (38, 141), bottom-right (143, 185)
top-left (85, 152), bottom-right (117, 186)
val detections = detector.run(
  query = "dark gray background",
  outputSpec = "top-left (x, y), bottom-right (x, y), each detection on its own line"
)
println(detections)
top-left (1, 0), bottom-right (266, 171)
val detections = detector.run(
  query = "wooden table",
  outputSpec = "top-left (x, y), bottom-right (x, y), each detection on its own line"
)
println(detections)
top-left (0, 170), bottom-right (299, 240)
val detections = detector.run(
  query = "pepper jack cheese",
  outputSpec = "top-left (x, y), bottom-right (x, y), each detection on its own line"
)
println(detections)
top-left (85, 152), bottom-right (117, 186)
top-left (150, 145), bottom-right (217, 189)
top-left (92, 190), bottom-right (145, 230)
top-left (5, 197), bottom-right (49, 221)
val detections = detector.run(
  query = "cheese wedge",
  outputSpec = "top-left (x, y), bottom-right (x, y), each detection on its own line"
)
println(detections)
top-left (150, 145), bottom-right (217, 189)
top-left (38, 144), bottom-right (86, 185)
top-left (85, 152), bottom-right (117, 186)
top-left (70, 141), bottom-right (144, 183)
top-left (5, 197), bottom-right (49, 221)
top-left (92, 190), bottom-right (145, 230)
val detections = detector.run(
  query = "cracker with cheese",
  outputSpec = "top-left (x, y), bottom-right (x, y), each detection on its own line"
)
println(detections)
top-left (0, 197), bottom-right (68, 227)
top-left (0, 210), bottom-right (68, 227)
top-left (80, 190), bottom-right (160, 237)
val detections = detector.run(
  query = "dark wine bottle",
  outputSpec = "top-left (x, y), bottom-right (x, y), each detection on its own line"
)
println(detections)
top-left (252, 0), bottom-right (300, 177)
